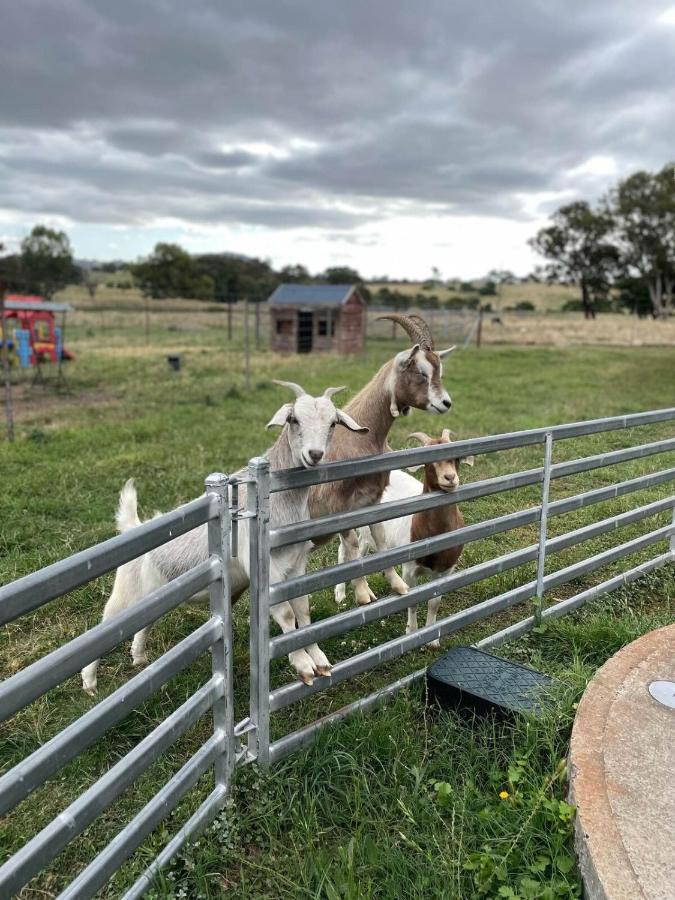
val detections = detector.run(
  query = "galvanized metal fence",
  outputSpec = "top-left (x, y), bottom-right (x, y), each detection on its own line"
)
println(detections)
top-left (0, 474), bottom-right (236, 899)
top-left (246, 407), bottom-right (675, 765)
top-left (1, 408), bottom-right (674, 896)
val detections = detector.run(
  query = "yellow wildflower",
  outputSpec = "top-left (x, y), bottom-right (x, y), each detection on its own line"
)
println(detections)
top-left (499, 790), bottom-right (509, 800)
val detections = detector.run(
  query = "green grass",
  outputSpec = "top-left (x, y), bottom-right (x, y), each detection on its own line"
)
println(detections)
top-left (0, 332), bottom-right (674, 898)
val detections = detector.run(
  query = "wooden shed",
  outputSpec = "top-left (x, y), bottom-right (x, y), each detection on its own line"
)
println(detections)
top-left (267, 284), bottom-right (366, 354)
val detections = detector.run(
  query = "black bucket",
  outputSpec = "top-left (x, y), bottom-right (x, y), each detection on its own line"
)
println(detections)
top-left (167, 355), bottom-right (181, 372)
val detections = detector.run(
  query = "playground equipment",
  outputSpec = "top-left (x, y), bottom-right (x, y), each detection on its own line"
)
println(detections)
top-left (1, 295), bottom-right (74, 383)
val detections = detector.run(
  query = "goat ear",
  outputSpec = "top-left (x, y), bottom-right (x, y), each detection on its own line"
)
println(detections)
top-left (266, 403), bottom-right (293, 429)
top-left (336, 409), bottom-right (369, 433)
top-left (406, 464), bottom-right (424, 472)
top-left (395, 344), bottom-right (420, 368)
top-left (437, 346), bottom-right (456, 359)
top-left (461, 455), bottom-right (475, 467)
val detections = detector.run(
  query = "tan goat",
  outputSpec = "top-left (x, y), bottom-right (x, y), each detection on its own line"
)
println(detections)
top-left (310, 314), bottom-right (455, 606)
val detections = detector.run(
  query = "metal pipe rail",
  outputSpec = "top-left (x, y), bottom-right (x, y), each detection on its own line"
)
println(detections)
top-left (121, 784), bottom-right (229, 900)
top-left (0, 472), bottom-right (236, 900)
top-left (0, 557), bottom-right (219, 724)
top-left (269, 463), bottom-right (675, 606)
top-left (0, 494), bottom-right (214, 626)
top-left (268, 407), bottom-right (675, 492)
top-left (269, 493), bottom-right (675, 658)
top-left (270, 435), bottom-right (675, 548)
top-left (477, 550), bottom-right (675, 651)
top-left (0, 676), bottom-right (223, 897)
top-left (268, 523), bottom-right (675, 714)
top-left (0, 617), bottom-right (221, 818)
top-left (59, 732), bottom-right (225, 900)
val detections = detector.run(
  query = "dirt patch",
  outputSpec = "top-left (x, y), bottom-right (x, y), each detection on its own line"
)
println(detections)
top-left (7, 381), bottom-right (117, 426)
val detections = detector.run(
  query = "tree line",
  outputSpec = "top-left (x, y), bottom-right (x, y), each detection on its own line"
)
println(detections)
top-left (531, 163), bottom-right (675, 319)
top-left (0, 231), bottom-right (368, 305)
top-left (1, 162), bottom-right (672, 319)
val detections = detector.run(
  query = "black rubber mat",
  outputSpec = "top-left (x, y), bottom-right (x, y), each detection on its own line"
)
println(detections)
top-left (426, 646), bottom-right (553, 716)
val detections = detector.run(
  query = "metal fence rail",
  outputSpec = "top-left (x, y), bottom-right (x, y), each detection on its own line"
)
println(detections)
top-left (248, 407), bottom-right (675, 767)
top-left (1, 408), bottom-right (674, 897)
top-left (0, 475), bottom-right (236, 899)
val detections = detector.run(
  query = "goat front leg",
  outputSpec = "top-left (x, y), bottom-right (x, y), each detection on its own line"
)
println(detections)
top-left (369, 522), bottom-right (408, 596)
top-left (341, 529), bottom-right (376, 605)
top-left (424, 565), bottom-right (454, 650)
top-left (270, 600), bottom-right (317, 685)
top-left (341, 530), bottom-right (376, 606)
top-left (290, 594), bottom-right (331, 676)
top-left (403, 563), bottom-right (419, 637)
top-left (334, 534), bottom-right (348, 605)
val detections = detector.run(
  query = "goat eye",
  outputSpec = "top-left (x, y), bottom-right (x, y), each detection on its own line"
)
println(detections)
top-left (330, 421), bottom-right (337, 429)
top-left (288, 416), bottom-right (299, 426)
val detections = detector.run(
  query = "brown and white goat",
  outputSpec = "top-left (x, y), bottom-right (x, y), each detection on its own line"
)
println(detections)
top-left (309, 314), bottom-right (455, 606)
top-left (346, 429), bottom-right (474, 647)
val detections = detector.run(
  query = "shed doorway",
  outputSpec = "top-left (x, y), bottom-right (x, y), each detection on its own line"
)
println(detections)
top-left (297, 311), bottom-right (313, 353)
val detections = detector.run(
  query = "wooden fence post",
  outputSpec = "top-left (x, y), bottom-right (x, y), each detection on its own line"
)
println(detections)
top-left (0, 283), bottom-right (15, 443)
top-left (244, 299), bottom-right (251, 392)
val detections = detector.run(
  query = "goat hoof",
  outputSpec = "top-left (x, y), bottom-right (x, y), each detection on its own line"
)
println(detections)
top-left (356, 586), bottom-right (376, 605)
top-left (132, 655), bottom-right (148, 667)
top-left (314, 664), bottom-right (332, 677)
top-left (426, 640), bottom-right (441, 651)
top-left (83, 683), bottom-right (97, 696)
top-left (391, 578), bottom-right (409, 595)
top-left (298, 671), bottom-right (314, 685)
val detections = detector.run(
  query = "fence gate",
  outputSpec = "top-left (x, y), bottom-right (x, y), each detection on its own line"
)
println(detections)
top-left (1, 408), bottom-right (675, 895)
top-left (0, 474), bottom-right (240, 899)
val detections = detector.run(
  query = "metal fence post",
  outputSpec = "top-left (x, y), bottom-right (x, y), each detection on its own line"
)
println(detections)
top-left (534, 432), bottom-right (554, 625)
top-left (205, 473), bottom-right (235, 791)
top-left (247, 457), bottom-right (271, 766)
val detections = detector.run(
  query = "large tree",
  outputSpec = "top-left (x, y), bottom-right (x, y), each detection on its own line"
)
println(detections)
top-left (529, 202), bottom-right (618, 319)
top-left (20, 225), bottom-right (77, 298)
top-left (610, 165), bottom-right (675, 319)
top-left (320, 265), bottom-right (363, 284)
top-left (132, 243), bottom-right (215, 300)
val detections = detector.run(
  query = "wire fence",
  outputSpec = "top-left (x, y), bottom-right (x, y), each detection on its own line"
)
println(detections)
top-left (56, 297), bottom-right (482, 351)
top-left (0, 407), bottom-right (674, 895)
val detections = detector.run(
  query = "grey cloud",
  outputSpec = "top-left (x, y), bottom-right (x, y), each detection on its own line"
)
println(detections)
top-left (0, 0), bottom-right (674, 244)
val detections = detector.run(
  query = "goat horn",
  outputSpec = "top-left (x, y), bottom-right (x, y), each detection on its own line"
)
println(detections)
top-left (441, 428), bottom-right (454, 442)
top-left (322, 386), bottom-right (345, 399)
top-left (408, 432), bottom-right (433, 446)
top-left (377, 313), bottom-right (434, 349)
top-left (272, 380), bottom-right (306, 398)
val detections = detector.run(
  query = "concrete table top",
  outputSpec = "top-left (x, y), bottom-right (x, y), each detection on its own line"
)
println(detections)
top-left (569, 623), bottom-right (675, 900)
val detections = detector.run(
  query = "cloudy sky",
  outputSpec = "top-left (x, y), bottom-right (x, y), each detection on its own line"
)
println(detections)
top-left (1, 1), bottom-right (674, 278)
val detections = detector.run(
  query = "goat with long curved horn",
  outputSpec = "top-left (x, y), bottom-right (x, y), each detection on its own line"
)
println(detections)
top-left (377, 313), bottom-right (433, 349)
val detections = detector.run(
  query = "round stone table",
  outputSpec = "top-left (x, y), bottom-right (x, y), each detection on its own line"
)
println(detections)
top-left (569, 622), bottom-right (675, 900)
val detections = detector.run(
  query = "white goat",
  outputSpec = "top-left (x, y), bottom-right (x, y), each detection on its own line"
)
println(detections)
top-left (336, 429), bottom-right (474, 647)
top-left (81, 381), bottom-right (367, 694)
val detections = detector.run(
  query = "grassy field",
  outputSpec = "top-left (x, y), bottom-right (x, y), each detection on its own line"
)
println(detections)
top-left (1, 329), bottom-right (674, 898)
top-left (53, 284), bottom-right (675, 354)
